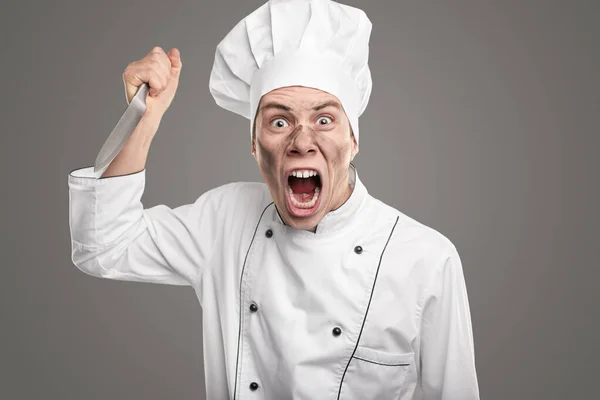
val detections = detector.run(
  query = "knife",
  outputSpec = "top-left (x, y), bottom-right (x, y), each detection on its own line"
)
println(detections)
top-left (94, 82), bottom-right (150, 173)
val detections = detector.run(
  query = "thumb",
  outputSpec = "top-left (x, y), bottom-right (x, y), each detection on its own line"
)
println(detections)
top-left (168, 48), bottom-right (182, 78)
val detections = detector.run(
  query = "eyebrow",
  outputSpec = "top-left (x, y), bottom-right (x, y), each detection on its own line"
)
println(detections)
top-left (259, 102), bottom-right (292, 113)
top-left (312, 100), bottom-right (342, 111)
top-left (259, 100), bottom-right (342, 114)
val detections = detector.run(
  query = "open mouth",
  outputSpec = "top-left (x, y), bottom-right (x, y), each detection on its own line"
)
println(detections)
top-left (286, 169), bottom-right (322, 217)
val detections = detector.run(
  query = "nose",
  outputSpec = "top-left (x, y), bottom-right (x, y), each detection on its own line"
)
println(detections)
top-left (287, 125), bottom-right (316, 156)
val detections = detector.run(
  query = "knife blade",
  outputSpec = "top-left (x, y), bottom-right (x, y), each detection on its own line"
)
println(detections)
top-left (94, 82), bottom-right (150, 173)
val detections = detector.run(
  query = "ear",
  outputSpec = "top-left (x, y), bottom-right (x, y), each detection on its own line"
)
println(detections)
top-left (251, 116), bottom-right (259, 159)
top-left (350, 134), bottom-right (359, 161)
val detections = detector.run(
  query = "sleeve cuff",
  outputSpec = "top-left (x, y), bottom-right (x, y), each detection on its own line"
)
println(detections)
top-left (68, 165), bottom-right (147, 246)
top-left (68, 165), bottom-right (146, 185)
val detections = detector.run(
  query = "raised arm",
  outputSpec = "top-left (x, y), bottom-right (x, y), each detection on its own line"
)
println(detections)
top-left (68, 46), bottom-right (219, 287)
top-left (69, 165), bottom-right (227, 287)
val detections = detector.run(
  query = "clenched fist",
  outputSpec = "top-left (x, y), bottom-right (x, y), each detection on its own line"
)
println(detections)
top-left (122, 46), bottom-right (182, 119)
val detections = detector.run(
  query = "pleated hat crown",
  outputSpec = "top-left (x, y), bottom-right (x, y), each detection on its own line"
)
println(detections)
top-left (209, 0), bottom-right (373, 143)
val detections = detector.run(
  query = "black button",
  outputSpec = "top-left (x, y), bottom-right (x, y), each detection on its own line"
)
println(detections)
top-left (249, 382), bottom-right (259, 391)
top-left (332, 327), bottom-right (342, 336)
top-left (354, 245), bottom-right (363, 254)
top-left (265, 229), bottom-right (273, 238)
top-left (249, 303), bottom-right (258, 313)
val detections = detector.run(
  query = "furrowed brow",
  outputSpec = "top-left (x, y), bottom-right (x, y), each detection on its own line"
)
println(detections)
top-left (259, 102), bottom-right (292, 113)
top-left (312, 101), bottom-right (342, 111)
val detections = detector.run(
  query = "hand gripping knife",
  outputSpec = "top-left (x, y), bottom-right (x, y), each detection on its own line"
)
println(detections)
top-left (94, 83), bottom-right (150, 174)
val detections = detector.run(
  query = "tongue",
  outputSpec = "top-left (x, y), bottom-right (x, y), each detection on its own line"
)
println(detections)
top-left (289, 176), bottom-right (318, 194)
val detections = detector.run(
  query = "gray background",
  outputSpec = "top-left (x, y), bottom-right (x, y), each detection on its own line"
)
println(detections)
top-left (1, 0), bottom-right (598, 399)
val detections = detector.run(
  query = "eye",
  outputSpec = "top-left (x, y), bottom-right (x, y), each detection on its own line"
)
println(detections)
top-left (317, 116), bottom-right (333, 125)
top-left (270, 118), bottom-right (289, 129)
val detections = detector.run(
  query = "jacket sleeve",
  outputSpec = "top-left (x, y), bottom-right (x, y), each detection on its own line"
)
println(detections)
top-left (68, 166), bottom-right (224, 288)
top-left (418, 245), bottom-right (480, 399)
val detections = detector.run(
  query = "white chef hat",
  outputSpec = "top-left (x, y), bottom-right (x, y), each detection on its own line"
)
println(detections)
top-left (209, 0), bottom-right (372, 144)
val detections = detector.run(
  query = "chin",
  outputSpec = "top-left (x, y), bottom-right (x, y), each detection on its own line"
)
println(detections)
top-left (268, 170), bottom-right (329, 230)
top-left (278, 189), bottom-right (326, 231)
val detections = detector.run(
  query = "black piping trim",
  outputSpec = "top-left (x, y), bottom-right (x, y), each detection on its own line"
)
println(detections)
top-left (232, 201), bottom-right (274, 400)
top-left (68, 164), bottom-right (145, 179)
top-left (353, 356), bottom-right (410, 367)
top-left (335, 216), bottom-right (400, 400)
top-left (98, 168), bottom-right (145, 179)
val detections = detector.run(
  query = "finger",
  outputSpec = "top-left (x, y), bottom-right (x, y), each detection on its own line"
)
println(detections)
top-left (148, 59), bottom-right (170, 82)
top-left (151, 62), bottom-right (169, 86)
top-left (123, 60), bottom-right (145, 83)
top-left (168, 48), bottom-right (182, 79)
top-left (130, 63), bottom-right (167, 91)
top-left (149, 46), bottom-right (171, 67)
top-left (149, 46), bottom-right (165, 58)
top-left (147, 70), bottom-right (167, 97)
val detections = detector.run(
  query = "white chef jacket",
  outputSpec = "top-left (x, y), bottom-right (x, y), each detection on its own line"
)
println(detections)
top-left (68, 163), bottom-right (480, 400)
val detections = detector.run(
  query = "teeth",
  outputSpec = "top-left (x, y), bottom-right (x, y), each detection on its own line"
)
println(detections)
top-left (288, 186), bottom-right (320, 208)
top-left (289, 169), bottom-right (319, 178)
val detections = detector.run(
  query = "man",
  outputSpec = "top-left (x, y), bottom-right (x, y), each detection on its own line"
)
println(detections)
top-left (68, 0), bottom-right (480, 399)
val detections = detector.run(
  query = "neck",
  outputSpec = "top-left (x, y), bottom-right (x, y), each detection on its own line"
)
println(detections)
top-left (305, 187), bottom-right (349, 232)
top-left (330, 168), bottom-right (354, 212)
top-left (305, 167), bottom-right (355, 232)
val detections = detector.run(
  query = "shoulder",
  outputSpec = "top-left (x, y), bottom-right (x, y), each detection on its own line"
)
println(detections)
top-left (197, 180), bottom-right (268, 201)
top-left (193, 180), bottom-right (273, 219)
top-left (367, 195), bottom-right (458, 268)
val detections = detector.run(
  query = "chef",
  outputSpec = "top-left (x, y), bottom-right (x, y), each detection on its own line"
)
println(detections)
top-left (68, 0), bottom-right (480, 399)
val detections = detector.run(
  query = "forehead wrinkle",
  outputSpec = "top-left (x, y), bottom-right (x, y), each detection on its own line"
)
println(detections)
top-left (258, 96), bottom-right (343, 117)
top-left (259, 102), bottom-right (293, 114)
top-left (312, 100), bottom-right (342, 111)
